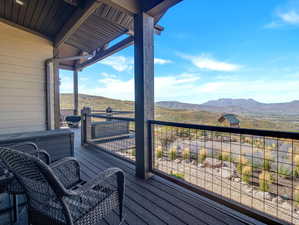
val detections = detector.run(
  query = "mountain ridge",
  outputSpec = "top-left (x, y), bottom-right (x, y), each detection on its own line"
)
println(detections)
top-left (157, 98), bottom-right (299, 115)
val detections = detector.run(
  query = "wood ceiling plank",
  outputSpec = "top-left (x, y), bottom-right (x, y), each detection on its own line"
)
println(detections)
top-left (30, 0), bottom-right (47, 29)
top-left (23, 0), bottom-right (37, 27)
top-left (33, 0), bottom-right (54, 31)
top-left (54, 0), bottom-right (102, 48)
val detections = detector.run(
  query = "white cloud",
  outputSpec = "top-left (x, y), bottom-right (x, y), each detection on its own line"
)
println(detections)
top-left (60, 76), bottom-right (73, 93)
top-left (99, 56), bottom-right (133, 72)
top-left (154, 58), bottom-right (172, 65)
top-left (99, 72), bottom-right (117, 78)
top-left (99, 55), bottom-right (172, 72)
top-left (79, 76), bottom-right (88, 81)
top-left (278, 10), bottom-right (299, 24)
top-left (183, 54), bottom-right (242, 72)
top-left (265, 1), bottom-right (299, 29)
top-left (79, 73), bottom-right (200, 101)
top-left (75, 72), bottom-right (299, 103)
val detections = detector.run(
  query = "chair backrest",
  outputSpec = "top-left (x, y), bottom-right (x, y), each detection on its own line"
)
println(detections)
top-left (0, 148), bottom-right (70, 224)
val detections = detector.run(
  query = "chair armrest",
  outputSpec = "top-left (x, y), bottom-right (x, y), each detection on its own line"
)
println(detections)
top-left (31, 150), bottom-right (51, 165)
top-left (63, 168), bottom-right (125, 222)
top-left (66, 167), bottom-right (125, 198)
top-left (51, 157), bottom-right (81, 189)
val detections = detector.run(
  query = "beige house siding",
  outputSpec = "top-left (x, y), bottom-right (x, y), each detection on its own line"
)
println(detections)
top-left (0, 22), bottom-right (53, 134)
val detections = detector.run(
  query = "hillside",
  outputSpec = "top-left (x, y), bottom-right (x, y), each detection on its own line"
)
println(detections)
top-left (157, 98), bottom-right (299, 115)
top-left (61, 94), bottom-right (298, 131)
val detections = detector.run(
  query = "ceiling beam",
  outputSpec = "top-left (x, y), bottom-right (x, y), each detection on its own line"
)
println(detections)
top-left (143, 0), bottom-right (183, 21)
top-left (54, 0), bottom-right (102, 49)
top-left (101, 0), bottom-right (139, 14)
top-left (77, 35), bottom-right (134, 69)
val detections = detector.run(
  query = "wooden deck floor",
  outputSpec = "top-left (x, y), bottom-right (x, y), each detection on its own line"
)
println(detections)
top-left (74, 130), bottom-right (264, 225)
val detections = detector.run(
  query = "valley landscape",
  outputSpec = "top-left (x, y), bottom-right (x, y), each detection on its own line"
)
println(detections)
top-left (61, 93), bottom-right (299, 131)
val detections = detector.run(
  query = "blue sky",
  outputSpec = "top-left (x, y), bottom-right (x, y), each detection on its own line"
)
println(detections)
top-left (60, 0), bottom-right (299, 104)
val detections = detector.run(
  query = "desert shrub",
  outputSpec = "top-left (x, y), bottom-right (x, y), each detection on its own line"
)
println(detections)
top-left (158, 127), bottom-right (176, 148)
top-left (218, 152), bottom-right (231, 162)
top-left (182, 147), bottom-right (191, 160)
top-left (131, 149), bottom-right (136, 157)
top-left (263, 151), bottom-right (272, 171)
top-left (244, 137), bottom-right (252, 144)
top-left (294, 155), bottom-right (299, 177)
top-left (168, 148), bottom-right (177, 160)
top-left (237, 156), bottom-right (249, 175)
top-left (170, 171), bottom-right (185, 180)
top-left (156, 146), bottom-right (163, 159)
top-left (241, 166), bottom-right (252, 184)
top-left (294, 185), bottom-right (299, 207)
top-left (278, 165), bottom-right (292, 178)
top-left (198, 148), bottom-right (207, 163)
top-left (259, 170), bottom-right (273, 192)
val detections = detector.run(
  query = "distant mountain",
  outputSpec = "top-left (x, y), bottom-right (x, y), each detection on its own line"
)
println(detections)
top-left (60, 94), bottom-right (298, 131)
top-left (157, 98), bottom-right (299, 115)
top-left (156, 101), bottom-right (202, 111)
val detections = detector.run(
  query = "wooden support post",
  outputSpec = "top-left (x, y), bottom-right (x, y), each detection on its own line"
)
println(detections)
top-left (53, 60), bottom-right (61, 129)
top-left (73, 70), bottom-right (79, 115)
top-left (81, 107), bottom-right (91, 145)
top-left (134, 12), bottom-right (155, 179)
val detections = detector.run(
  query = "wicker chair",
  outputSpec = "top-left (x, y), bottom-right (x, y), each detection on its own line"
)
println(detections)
top-left (0, 148), bottom-right (125, 225)
top-left (0, 142), bottom-right (51, 194)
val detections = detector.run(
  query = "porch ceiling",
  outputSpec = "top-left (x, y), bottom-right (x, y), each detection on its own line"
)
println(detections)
top-left (0, 0), bottom-right (76, 39)
top-left (0, 0), bottom-right (182, 69)
top-left (65, 2), bottom-right (133, 53)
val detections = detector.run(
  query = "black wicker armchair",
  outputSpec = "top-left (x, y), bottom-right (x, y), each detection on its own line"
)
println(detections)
top-left (0, 148), bottom-right (125, 225)
top-left (0, 142), bottom-right (51, 194)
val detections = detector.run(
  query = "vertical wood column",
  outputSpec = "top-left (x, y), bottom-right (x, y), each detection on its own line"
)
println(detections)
top-left (81, 107), bottom-right (91, 145)
top-left (53, 60), bottom-right (61, 129)
top-left (73, 70), bottom-right (79, 115)
top-left (134, 12), bottom-right (155, 179)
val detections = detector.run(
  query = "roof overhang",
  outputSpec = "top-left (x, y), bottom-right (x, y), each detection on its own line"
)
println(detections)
top-left (0, 0), bottom-right (182, 69)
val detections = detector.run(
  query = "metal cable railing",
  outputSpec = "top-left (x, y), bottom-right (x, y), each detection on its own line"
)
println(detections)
top-left (149, 120), bottom-right (299, 225)
top-left (84, 111), bottom-right (136, 162)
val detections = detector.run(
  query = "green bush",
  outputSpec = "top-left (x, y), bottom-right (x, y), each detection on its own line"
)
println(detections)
top-left (170, 171), bottom-right (184, 180)
top-left (294, 155), bottom-right (299, 177)
top-left (278, 165), bottom-right (292, 178)
top-left (259, 170), bottom-right (273, 192)
top-left (182, 148), bottom-right (191, 160)
top-left (218, 152), bottom-right (231, 162)
top-left (241, 166), bottom-right (252, 184)
top-left (156, 146), bottom-right (163, 159)
top-left (131, 149), bottom-right (136, 157)
top-left (198, 148), bottom-right (207, 163)
top-left (237, 156), bottom-right (249, 175)
top-left (294, 185), bottom-right (299, 207)
top-left (263, 151), bottom-right (272, 171)
top-left (168, 148), bottom-right (177, 160)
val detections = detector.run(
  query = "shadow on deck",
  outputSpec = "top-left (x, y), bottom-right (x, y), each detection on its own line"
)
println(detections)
top-left (74, 129), bottom-right (264, 225)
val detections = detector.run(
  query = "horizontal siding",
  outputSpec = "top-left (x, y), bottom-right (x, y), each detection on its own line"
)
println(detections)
top-left (0, 22), bottom-right (53, 135)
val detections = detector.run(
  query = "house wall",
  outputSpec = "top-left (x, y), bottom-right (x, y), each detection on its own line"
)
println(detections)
top-left (0, 22), bottom-right (53, 134)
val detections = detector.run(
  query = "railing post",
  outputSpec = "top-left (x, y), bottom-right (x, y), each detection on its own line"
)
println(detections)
top-left (134, 12), bottom-right (154, 179)
top-left (81, 107), bottom-right (91, 145)
top-left (73, 70), bottom-right (79, 115)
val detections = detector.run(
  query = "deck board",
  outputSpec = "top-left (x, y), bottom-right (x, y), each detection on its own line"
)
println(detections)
top-left (74, 129), bottom-right (264, 225)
